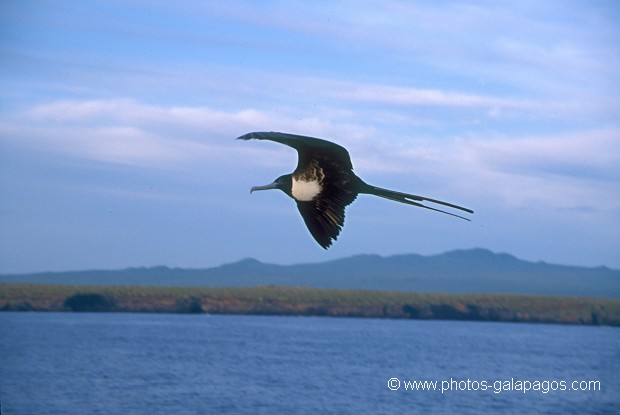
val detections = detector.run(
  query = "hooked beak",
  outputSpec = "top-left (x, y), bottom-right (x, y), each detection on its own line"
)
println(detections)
top-left (250, 181), bottom-right (278, 193)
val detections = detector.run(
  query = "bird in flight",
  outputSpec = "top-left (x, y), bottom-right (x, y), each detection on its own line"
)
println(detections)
top-left (238, 131), bottom-right (473, 249)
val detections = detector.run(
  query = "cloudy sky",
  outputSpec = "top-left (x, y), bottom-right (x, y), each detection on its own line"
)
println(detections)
top-left (1, 1), bottom-right (619, 273)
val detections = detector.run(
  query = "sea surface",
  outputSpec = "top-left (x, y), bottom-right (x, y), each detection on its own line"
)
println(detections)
top-left (1, 312), bottom-right (618, 414)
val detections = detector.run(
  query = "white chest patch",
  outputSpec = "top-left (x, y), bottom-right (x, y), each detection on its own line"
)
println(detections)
top-left (291, 178), bottom-right (322, 201)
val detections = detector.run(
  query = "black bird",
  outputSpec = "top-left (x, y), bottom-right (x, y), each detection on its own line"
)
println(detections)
top-left (238, 131), bottom-right (473, 249)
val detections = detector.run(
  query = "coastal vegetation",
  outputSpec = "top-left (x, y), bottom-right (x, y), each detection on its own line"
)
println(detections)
top-left (1, 284), bottom-right (619, 326)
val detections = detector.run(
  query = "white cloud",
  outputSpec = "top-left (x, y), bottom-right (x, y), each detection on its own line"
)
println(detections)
top-left (3, 98), bottom-right (618, 215)
top-left (2, 99), bottom-right (372, 167)
top-left (467, 129), bottom-right (620, 181)
top-left (325, 81), bottom-right (533, 109)
top-left (350, 127), bottom-right (620, 212)
top-left (457, 129), bottom-right (620, 210)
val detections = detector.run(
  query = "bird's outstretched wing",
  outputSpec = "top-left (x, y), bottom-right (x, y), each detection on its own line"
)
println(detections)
top-left (237, 131), bottom-right (354, 172)
top-left (296, 187), bottom-right (357, 249)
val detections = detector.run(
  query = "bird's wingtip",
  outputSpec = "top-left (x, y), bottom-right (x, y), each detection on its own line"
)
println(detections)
top-left (235, 133), bottom-right (253, 141)
top-left (236, 131), bottom-right (282, 141)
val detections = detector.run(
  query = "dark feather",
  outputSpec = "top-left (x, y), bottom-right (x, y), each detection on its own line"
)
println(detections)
top-left (296, 184), bottom-right (358, 249)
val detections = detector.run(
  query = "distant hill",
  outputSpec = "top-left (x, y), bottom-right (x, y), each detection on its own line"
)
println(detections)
top-left (1, 249), bottom-right (618, 298)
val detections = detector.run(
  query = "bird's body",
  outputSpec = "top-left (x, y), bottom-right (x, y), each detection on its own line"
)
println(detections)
top-left (238, 131), bottom-right (473, 249)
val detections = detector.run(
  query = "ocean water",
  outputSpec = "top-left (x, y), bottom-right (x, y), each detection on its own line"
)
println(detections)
top-left (0, 313), bottom-right (618, 414)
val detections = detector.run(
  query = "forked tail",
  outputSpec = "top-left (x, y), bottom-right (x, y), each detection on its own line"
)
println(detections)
top-left (363, 185), bottom-right (474, 221)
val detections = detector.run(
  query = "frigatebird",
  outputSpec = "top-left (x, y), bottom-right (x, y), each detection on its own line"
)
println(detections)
top-left (238, 131), bottom-right (473, 249)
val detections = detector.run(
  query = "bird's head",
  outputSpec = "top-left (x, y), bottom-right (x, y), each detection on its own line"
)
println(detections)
top-left (250, 174), bottom-right (293, 197)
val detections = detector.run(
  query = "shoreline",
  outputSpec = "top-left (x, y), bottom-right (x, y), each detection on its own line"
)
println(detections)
top-left (1, 284), bottom-right (619, 326)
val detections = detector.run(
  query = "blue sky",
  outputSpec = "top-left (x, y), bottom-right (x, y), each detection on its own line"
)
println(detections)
top-left (1, 1), bottom-right (619, 273)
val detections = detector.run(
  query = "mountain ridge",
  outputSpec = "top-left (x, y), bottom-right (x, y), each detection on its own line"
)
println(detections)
top-left (1, 249), bottom-right (618, 298)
